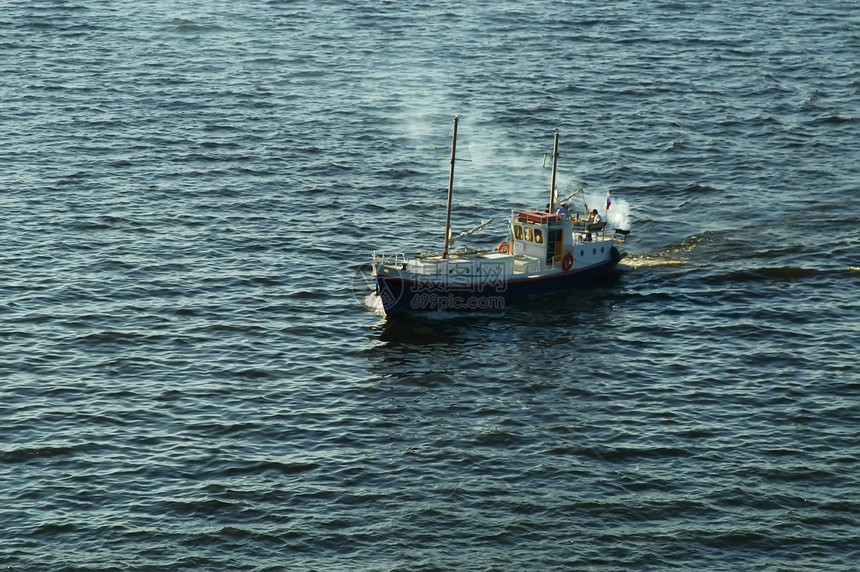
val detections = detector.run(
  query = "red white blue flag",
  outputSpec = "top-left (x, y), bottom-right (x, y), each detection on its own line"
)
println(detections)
top-left (606, 189), bottom-right (611, 210)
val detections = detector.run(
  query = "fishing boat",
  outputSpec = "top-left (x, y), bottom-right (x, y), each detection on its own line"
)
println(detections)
top-left (370, 116), bottom-right (629, 315)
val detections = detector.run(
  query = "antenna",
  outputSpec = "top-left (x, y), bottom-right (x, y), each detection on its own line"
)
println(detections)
top-left (549, 132), bottom-right (559, 211)
top-left (441, 115), bottom-right (458, 259)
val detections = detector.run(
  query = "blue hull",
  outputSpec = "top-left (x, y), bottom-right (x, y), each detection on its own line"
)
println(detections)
top-left (374, 259), bottom-right (621, 315)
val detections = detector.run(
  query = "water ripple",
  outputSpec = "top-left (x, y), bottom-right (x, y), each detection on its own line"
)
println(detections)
top-left (2, 0), bottom-right (859, 570)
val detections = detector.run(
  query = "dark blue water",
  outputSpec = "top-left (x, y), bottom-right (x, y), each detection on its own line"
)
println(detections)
top-left (2, 1), bottom-right (858, 569)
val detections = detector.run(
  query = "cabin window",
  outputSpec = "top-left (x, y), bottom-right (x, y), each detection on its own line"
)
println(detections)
top-left (514, 225), bottom-right (523, 240)
top-left (525, 227), bottom-right (533, 242)
top-left (534, 229), bottom-right (543, 244)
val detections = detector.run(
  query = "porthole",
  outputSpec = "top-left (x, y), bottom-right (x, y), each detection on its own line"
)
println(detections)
top-left (580, 249), bottom-right (584, 257)
top-left (601, 246), bottom-right (605, 253)
top-left (593, 248), bottom-right (596, 255)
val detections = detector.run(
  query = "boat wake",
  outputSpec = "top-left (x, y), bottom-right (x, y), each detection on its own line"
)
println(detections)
top-left (622, 232), bottom-right (717, 269)
top-left (623, 254), bottom-right (686, 269)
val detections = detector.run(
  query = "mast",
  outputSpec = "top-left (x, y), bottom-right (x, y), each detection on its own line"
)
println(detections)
top-left (442, 115), bottom-right (458, 259)
top-left (549, 131), bottom-right (559, 211)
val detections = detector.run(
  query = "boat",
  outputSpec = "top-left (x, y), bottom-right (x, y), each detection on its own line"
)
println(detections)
top-left (370, 115), bottom-right (630, 316)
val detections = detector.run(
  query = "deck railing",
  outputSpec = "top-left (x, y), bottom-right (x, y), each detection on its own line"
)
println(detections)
top-left (371, 251), bottom-right (407, 269)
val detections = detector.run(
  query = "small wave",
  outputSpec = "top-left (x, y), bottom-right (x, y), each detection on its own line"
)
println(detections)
top-left (681, 183), bottom-right (720, 194)
top-left (698, 265), bottom-right (833, 287)
top-left (169, 19), bottom-right (226, 33)
top-left (731, 266), bottom-right (857, 282)
top-left (811, 114), bottom-right (854, 125)
top-left (0, 444), bottom-right (82, 463)
top-left (752, 266), bottom-right (819, 279)
top-left (221, 460), bottom-right (321, 476)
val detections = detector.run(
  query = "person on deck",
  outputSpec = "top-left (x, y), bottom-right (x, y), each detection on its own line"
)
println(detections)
top-left (584, 209), bottom-right (602, 242)
top-left (556, 203), bottom-right (571, 216)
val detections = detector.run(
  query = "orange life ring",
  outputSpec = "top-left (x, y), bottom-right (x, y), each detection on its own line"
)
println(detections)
top-left (562, 252), bottom-right (574, 271)
top-left (498, 242), bottom-right (511, 254)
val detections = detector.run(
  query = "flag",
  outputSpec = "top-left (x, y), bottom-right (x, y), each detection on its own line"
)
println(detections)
top-left (606, 189), bottom-right (612, 210)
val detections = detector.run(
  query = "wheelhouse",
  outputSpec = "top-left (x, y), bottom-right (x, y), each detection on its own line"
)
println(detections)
top-left (511, 211), bottom-right (566, 269)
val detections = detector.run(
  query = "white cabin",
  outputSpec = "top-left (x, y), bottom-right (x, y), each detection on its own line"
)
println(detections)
top-left (504, 210), bottom-right (623, 274)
